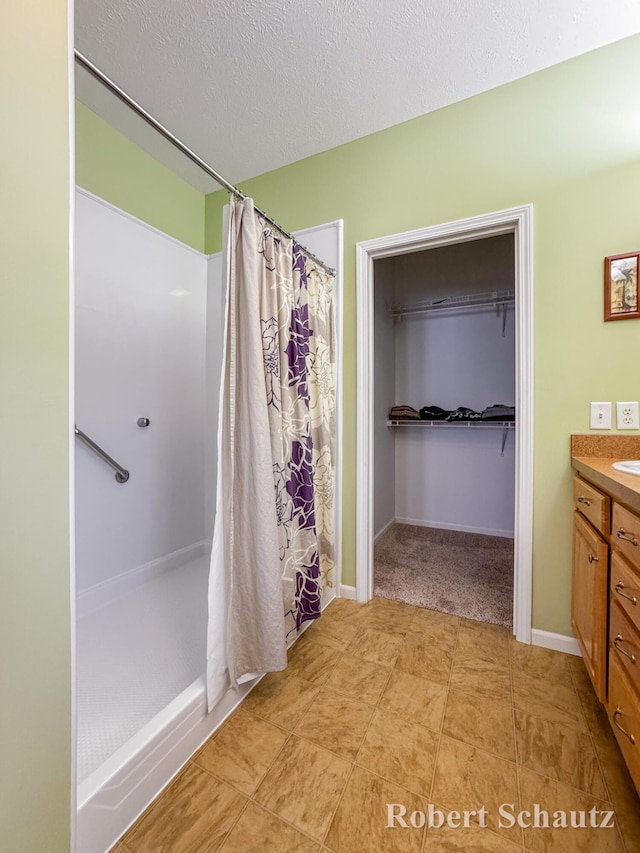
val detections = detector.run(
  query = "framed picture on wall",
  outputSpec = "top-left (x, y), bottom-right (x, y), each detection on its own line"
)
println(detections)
top-left (604, 251), bottom-right (640, 321)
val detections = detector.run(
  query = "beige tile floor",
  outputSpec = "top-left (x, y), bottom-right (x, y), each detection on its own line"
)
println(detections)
top-left (114, 596), bottom-right (640, 853)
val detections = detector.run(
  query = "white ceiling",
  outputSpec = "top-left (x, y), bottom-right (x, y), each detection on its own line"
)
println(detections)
top-left (75, 0), bottom-right (640, 193)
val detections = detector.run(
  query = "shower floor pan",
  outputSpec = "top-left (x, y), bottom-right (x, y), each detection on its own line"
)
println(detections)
top-left (76, 554), bottom-right (255, 853)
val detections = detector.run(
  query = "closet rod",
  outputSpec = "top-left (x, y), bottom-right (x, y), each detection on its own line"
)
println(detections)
top-left (74, 50), bottom-right (336, 277)
top-left (390, 289), bottom-right (514, 319)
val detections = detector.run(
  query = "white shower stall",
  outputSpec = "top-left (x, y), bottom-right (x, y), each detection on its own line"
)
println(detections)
top-left (74, 188), bottom-right (342, 853)
top-left (74, 188), bottom-right (226, 852)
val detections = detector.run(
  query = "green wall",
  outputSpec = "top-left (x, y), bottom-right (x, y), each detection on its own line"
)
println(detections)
top-left (76, 102), bottom-right (205, 252)
top-left (74, 35), bottom-right (640, 637)
top-left (0, 2), bottom-right (72, 851)
top-left (206, 36), bottom-right (640, 635)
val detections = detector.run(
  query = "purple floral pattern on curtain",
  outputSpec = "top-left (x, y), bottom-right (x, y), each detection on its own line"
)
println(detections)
top-left (286, 437), bottom-right (316, 530)
top-left (207, 198), bottom-right (336, 703)
top-left (293, 242), bottom-right (309, 289)
top-left (257, 228), bottom-right (336, 635)
top-left (285, 304), bottom-right (312, 406)
top-left (295, 550), bottom-right (322, 625)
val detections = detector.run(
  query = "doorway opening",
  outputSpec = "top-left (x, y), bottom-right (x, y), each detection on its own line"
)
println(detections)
top-left (356, 206), bottom-right (533, 643)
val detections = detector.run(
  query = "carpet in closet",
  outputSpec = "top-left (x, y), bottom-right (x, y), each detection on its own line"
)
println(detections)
top-left (374, 523), bottom-right (513, 627)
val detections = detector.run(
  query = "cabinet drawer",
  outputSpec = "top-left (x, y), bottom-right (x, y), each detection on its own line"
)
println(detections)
top-left (611, 550), bottom-right (640, 631)
top-left (610, 601), bottom-right (640, 695)
top-left (612, 502), bottom-right (640, 571)
top-left (573, 476), bottom-right (610, 536)
top-left (607, 655), bottom-right (640, 795)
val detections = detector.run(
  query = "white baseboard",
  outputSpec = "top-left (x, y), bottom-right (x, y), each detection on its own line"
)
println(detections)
top-left (77, 541), bottom-right (211, 619)
top-left (339, 584), bottom-right (357, 600)
top-left (531, 629), bottom-right (582, 657)
top-left (374, 517), bottom-right (395, 543)
top-left (395, 516), bottom-right (514, 539)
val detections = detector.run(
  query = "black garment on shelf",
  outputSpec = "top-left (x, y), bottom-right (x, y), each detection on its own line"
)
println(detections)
top-left (419, 405), bottom-right (451, 421)
top-left (446, 406), bottom-right (483, 422)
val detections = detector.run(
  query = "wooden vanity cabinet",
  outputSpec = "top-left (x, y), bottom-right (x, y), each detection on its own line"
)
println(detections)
top-left (608, 547), bottom-right (640, 784)
top-left (572, 471), bottom-right (640, 793)
top-left (571, 510), bottom-right (608, 701)
top-left (608, 654), bottom-right (640, 788)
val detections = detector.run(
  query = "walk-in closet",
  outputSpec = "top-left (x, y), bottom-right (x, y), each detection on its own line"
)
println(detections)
top-left (373, 235), bottom-right (516, 626)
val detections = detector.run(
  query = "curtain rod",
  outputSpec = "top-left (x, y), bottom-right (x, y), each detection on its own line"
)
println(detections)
top-left (74, 50), bottom-right (336, 276)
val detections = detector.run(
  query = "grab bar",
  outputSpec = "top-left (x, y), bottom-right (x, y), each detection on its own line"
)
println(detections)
top-left (74, 426), bottom-right (130, 483)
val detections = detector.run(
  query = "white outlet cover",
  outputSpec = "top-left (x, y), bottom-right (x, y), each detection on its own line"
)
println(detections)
top-left (616, 401), bottom-right (639, 429)
top-left (590, 402), bottom-right (612, 429)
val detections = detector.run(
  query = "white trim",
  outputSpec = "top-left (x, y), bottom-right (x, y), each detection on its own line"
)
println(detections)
top-left (336, 221), bottom-right (344, 595)
top-left (374, 517), bottom-right (396, 543)
top-left (512, 206), bottom-right (534, 645)
top-left (531, 629), bottom-right (582, 657)
top-left (356, 242), bottom-right (375, 604)
top-left (356, 205), bottom-right (534, 640)
top-left (68, 4), bottom-right (78, 849)
top-left (395, 517), bottom-right (514, 539)
top-left (75, 187), bottom-right (208, 258)
top-left (339, 584), bottom-right (357, 600)
top-left (76, 541), bottom-right (210, 619)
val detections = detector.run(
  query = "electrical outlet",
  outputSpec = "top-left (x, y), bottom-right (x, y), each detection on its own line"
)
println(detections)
top-left (616, 401), bottom-right (639, 430)
top-left (590, 402), bottom-right (612, 429)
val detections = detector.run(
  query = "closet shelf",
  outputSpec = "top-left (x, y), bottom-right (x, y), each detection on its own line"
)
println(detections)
top-left (390, 289), bottom-right (515, 319)
top-left (387, 418), bottom-right (515, 454)
top-left (386, 420), bottom-right (515, 428)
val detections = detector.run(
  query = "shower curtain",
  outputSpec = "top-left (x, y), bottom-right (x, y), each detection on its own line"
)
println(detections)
top-left (207, 198), bottom-right (336, 709)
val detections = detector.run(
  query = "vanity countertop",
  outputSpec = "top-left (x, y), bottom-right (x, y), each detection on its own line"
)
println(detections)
top-left (571, 434), bottom-right (640, 514)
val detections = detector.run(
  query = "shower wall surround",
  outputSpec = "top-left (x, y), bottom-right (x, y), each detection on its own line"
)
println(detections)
top-left (75, 189), bottom-right (216, 605)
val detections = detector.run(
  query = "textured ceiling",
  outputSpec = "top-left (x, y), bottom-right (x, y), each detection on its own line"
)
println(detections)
top-left (75, 0), bottom-right (640, 193)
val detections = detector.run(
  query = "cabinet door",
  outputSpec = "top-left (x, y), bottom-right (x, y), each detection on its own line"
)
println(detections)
top-left (572, 511), bottom-right (609, 702)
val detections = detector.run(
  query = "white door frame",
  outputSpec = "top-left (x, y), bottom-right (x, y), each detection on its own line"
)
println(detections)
top-left (355, 205), bottom-right (533, 644)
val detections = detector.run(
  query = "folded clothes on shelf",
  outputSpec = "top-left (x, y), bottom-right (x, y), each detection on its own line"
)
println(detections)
top-left (388, 405), bottom-right (421, 419)
top-left (481, 404), bottom-right (516, 421)
top-left (419, 405), bottom-right (451, 420)
top-left (446, 406), bottom-right (483, 421)
top-left (390, 403), bottom-right (516, 422)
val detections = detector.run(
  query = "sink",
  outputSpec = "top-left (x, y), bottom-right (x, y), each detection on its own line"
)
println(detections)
top-left (613, 460), bottom-right (640, 476)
